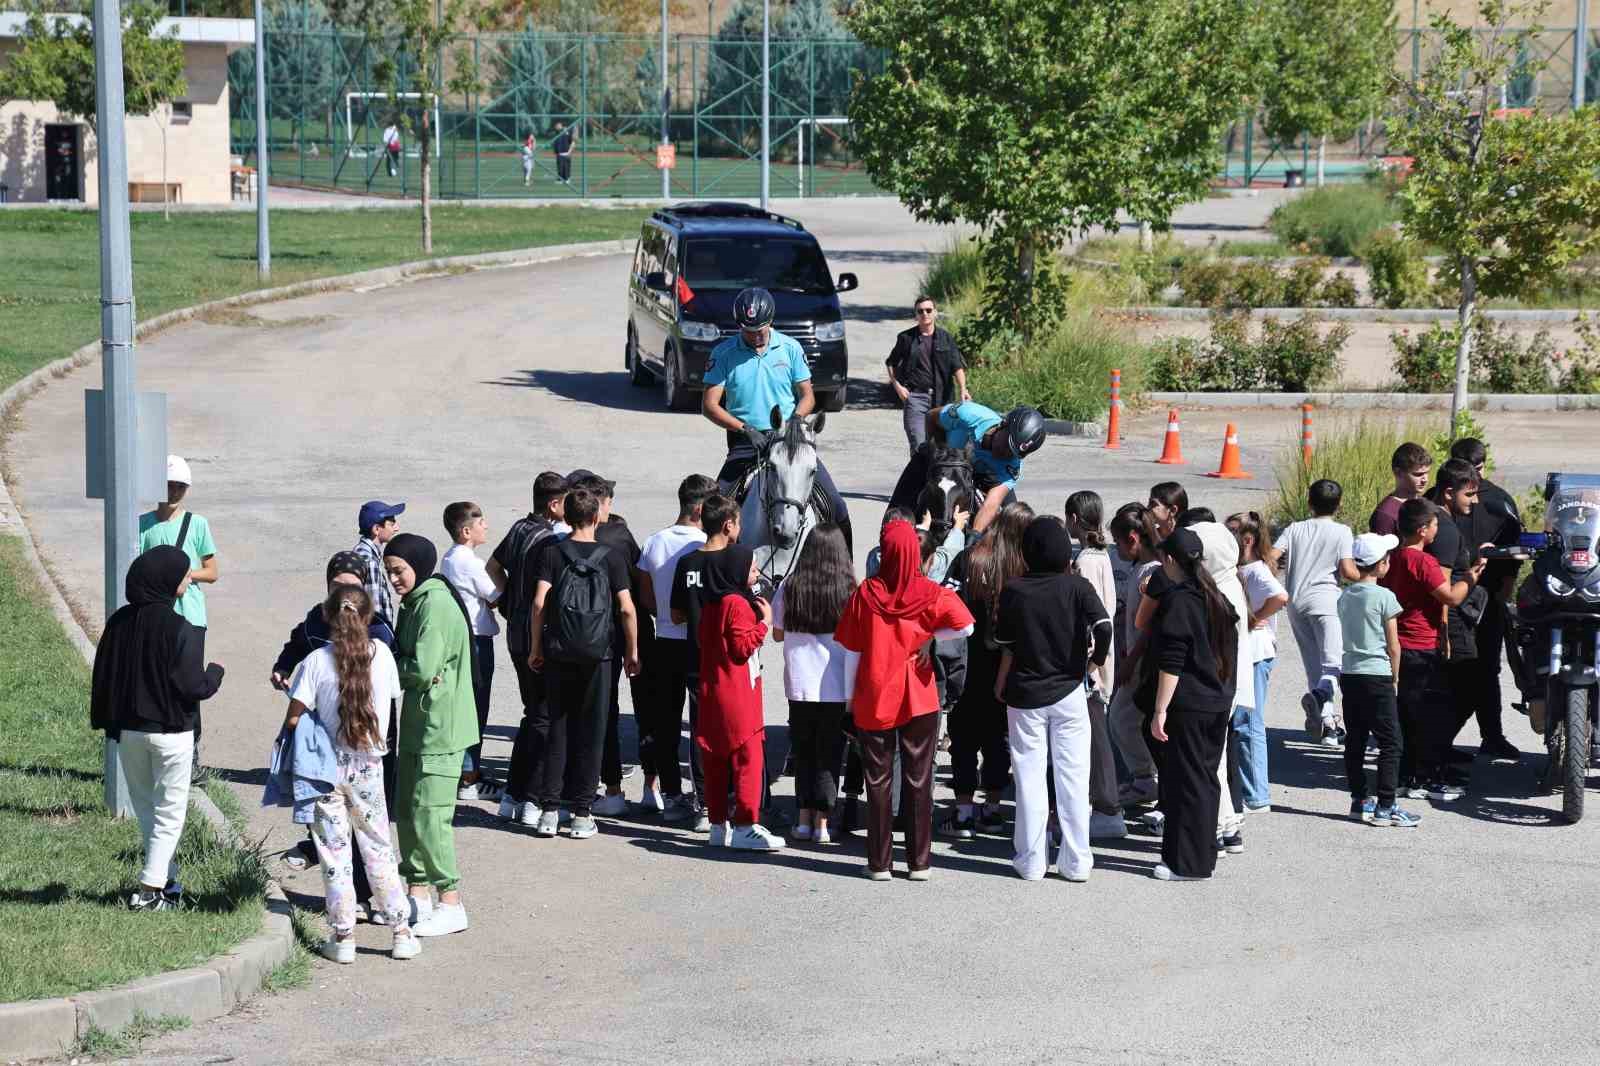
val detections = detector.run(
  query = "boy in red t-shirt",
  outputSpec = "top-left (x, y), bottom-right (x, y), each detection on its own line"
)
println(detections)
top-left (1381, 499), bottom-right (1482, 799)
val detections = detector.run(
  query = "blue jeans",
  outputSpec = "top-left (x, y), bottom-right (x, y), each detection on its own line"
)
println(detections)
top-left (1233, 657), bottom-right (1274, 809)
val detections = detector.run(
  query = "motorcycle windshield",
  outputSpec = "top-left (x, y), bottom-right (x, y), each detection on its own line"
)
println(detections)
top-left (1547, 486), bottom-right (1600, 572)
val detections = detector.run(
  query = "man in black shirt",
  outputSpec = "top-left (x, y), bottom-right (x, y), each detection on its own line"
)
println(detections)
top-left (551, 121), bottom-right (575, 184)
top-left (490, 472), bottom-right (569, 822)
top-left (1449, 439), bottom-right (1524, 759)
top-left (668, 494), bottom-right (740, 831)
top-left (1425, 460), bottom-right (1487, 776)
top-left (528, 487), bottom-right (638, 839)
top-left (886, 295), bottom-right (969, 457)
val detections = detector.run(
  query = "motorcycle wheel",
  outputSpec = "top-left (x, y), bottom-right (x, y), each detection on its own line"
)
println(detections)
top-left (1563, 685), bottom-right (1590, 824)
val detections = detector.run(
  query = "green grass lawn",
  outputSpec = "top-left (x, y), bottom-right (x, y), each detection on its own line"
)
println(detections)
top-left (0, 204), bottom-right (651, 394)
top-left (0, 536), bottom-right (268, 1002)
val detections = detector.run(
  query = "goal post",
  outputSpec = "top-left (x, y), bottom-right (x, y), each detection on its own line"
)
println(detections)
top-left (795, 117), bottom-right (850, 190)
top-left (345, 92), bottom-right (442, 157)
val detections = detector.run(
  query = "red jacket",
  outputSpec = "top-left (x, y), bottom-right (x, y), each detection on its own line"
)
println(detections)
top-left (834, 584), bottom-right (972, 733)
top-left (694, 593), bottom-right (768, 756)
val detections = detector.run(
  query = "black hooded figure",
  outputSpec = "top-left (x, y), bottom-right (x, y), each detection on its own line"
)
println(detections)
top-left (91, 545), bottom-right (225, 902)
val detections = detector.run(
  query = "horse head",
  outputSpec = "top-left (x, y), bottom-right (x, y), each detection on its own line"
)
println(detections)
top-left (764, 405), bottom-right (823, 549)
top-left (922, 441), bottom-right (975, 533)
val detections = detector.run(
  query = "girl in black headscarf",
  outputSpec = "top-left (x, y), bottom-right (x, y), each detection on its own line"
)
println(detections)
top-left (91, 545), bottom-right (225, 910)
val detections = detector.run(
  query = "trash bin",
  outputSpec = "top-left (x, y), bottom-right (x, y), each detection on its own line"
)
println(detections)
top-left (1284, 169), bottom-right (1305, 188)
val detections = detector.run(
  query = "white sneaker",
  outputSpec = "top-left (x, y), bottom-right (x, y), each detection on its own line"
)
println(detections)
top-left (813, 824), bottom-right (832, 845)
top-left (708, 822), bottom-right (731, 847)
top-left (1089, 811), bottom-right (1128, 840)
top-left (1152, 863), bottom-right (1209, 882)
top-left (317, 937), bottom-right (355, 964)
top-left (458, 778), bottom-right (503, 802)
top-left (412, 902), bottom-right (469, 937)
top-left (517, 801), bottom-right (543, 828)
top-left (497, 795), bottom-right (519, 821)
top-left (729, 824), bottom-right (785, 851)
top-left (1140, 810), bottom-right (1166, 837)
top-left (591, 793), bottom-right (628, 817)
top-left (408, 896), bottom-right (433, 925)
top-left (535, 810), bottom-right (560, 837)
top-left (391, 931), bottom-right (422, 960)
top-left (640, 784), bottom-right (665, 814)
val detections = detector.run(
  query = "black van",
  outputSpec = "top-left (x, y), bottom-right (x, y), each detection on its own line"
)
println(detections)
top-left (624, 202), bottom-right (858, 412)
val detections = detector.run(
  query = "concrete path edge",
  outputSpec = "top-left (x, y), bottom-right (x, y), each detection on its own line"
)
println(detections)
top-left (1144, 390), bottom-right (1600, 411)
top-left (1115, 305), bottom-right (1589, 324)
top-left (0, 236), bottom-right (637, 1063)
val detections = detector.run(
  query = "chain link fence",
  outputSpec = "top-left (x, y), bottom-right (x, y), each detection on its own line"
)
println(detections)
top-left (228, 25), bottom-right (1597, 198)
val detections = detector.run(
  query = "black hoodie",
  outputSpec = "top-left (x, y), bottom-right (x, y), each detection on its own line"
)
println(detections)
top-left (91, 546), bottom-right (225, 738)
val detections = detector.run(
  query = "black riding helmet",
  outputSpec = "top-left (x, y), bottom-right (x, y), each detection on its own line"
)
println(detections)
top-left (733, 287), bottom-right (776, 331)
top-left (1002, 405), bottom-right (1047, 458)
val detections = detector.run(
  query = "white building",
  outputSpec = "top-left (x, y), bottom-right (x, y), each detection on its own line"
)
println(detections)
top-left (0, 14), bottom-right (254, 205)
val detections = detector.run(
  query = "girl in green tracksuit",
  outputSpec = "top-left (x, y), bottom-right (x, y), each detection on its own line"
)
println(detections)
top-left (383, 533), bottom-right (478, 938)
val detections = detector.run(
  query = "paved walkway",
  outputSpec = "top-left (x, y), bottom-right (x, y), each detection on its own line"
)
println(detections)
top-left (8, 197), bottom-right (1599, 1065)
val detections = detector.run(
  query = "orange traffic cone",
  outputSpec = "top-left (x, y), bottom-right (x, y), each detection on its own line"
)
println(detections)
top-left (1205, 423), bottom-right (1252, 479)
top-left (1155, 409), bottom-right (1185, 464)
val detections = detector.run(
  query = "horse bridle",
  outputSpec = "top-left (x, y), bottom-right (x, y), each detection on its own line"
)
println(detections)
top-left (753, 434), bottom-right (815, 582)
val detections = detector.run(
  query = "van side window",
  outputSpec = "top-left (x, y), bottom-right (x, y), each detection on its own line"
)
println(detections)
top-left (641, 227), bottom-right (664, 275)
top-left (632, 238), bottom-right (645, 276)
top-left (663, 237), bottom-right (678, 283)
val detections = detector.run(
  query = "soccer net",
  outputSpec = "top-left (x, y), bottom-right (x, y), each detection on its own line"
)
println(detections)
top-left (344, 92), bottom-right (441, 158)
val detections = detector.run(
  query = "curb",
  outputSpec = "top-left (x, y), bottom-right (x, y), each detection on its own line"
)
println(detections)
top-left (1143, 390), bottom-right (1600, 412)
top-left (1042, 418), bottom-right (1104, 438)
top-left (0, 235), bottom-right (641, 1063)
top-left (1111, 306), bottom-right (1589, 325)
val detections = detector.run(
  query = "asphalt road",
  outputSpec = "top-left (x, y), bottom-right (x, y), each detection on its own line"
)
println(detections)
top-left (8, 196), bottom-right (1600, 1065)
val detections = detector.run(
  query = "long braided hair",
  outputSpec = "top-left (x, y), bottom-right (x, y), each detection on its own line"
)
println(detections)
top-left (325, 585), bottom-right (381, 751)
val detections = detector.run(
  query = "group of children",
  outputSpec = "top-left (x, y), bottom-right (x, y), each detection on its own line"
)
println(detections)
top-left (91, 433), bottom-right (1529, 955)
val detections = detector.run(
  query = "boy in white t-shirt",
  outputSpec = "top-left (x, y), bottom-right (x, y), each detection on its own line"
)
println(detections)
top-left (1272, 479), bottom-right (1360, 748)
top-left (440, 501), bottom-right (505, 801)
top-left (520, 134), bottom-right (535, 185)
top-left (636, 475), bottom-right (718, 821)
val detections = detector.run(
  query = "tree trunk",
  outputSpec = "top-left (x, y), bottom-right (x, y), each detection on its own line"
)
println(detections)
top-left (1450, 257), bottom-right (1476, 434)
top-left (1315, 135), bottom-right (1326, 188)
top-left (1139, 220), bottom-right (1153, 253)
top-left (421, 112), bottom-right (433, 254)
top-left (1015, 234), bottom-right (1036, 334)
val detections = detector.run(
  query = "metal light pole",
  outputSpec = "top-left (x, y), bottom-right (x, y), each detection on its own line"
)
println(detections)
top-left (661, 0), bottom-right (670, 199)
top-left (93, 0), bottom-right (137, 815)
top-left (1576, 0), bottom-right (1590, 111)
top-left (760, 0), bottom-right (769, 209)
top-left (254, 0), bottom-right (271, 277)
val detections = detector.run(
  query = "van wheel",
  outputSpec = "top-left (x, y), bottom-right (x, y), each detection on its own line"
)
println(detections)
top-left (820, 388), bottom-right (847, 413)
top-left (663, 348), bottom-right (694, 411)
top-left (626, 326), bottom-right (650, 387)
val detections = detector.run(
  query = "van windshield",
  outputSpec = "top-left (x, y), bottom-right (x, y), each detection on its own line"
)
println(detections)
top-left (680, 237), bottom-right (835, 294)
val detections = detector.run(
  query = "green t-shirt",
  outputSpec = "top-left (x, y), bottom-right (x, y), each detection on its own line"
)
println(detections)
top-left (138, 510), bottom-right (216, 628)
top-left (1336, 581), bottom-right (1402, 678)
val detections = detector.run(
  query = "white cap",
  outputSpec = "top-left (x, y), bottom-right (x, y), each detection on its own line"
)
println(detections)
top-left (166, 455), bottom-right (193, 486)
top-left (1352, 531), bottom-right (1398, 566)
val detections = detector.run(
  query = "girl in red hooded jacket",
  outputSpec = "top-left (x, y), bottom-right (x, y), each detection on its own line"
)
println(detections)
top-left (694, 543), bottom-right (785, 851)
top-left (834, 520), bottom-right (974, 881)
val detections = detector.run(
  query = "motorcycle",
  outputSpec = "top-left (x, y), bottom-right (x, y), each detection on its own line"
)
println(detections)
top-left (1506, 473), bottom-right (1600, 823)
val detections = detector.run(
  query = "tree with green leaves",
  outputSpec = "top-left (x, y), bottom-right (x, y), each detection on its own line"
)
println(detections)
top-left (1260, 0), bottom-right (1397, 186)
top-left (1387, 0), bottom-right (1600, 430)
top-left (847, 0), bottom-right (1265, 343)
top-left (0, 1), bottom-right (186, 212)
top-left (326, 0), bottom-right (484, 251)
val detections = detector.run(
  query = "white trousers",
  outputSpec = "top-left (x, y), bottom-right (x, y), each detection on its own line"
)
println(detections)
top-left (1007, 687), bottom-right (1092, 881)
top-left (119, 729), bottom-right (193, 887)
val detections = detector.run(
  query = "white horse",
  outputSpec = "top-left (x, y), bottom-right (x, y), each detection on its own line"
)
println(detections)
top-left (739, 411), bottom-right (827, 589)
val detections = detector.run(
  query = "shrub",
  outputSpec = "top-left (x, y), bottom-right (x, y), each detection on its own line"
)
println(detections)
top-left (1229, 261), bottom-right (1288, 309)
top-left (1267, 183), bottom-right (1397, 258)
top-left (1317, 270), bottom-right (1360, 308)
top-left (918, 237), bottom-right (985, 306)
top-left (1283, 258), bottom-right (1331, 307)
top-left (1365, 230), bottom-right (1432, 309)
top-left (1556, 313), bottom-right (1600, 392)
top-left (1175, 259), bottom-right (1233, 307)
top-left (1258, 315), bottom-right (1350, 391)
top-left (967, 309), bottom-right (1148, 421)
top-left (1147, 312), bottom-right (1345, 392)
top-left (1391, 318), bottom-right (1566, 393)
top-left (1270, 417), bottom-right (1434, 531)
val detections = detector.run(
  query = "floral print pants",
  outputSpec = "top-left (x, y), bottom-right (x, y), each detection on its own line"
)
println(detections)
top-left (312, 749), bottom-right (410, 936)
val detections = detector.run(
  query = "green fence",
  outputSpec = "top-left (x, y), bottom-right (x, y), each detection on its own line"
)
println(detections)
top-left (229, 25), bottom-right (1599, 199)
top-left (228, 30), bottom-right (887, 199)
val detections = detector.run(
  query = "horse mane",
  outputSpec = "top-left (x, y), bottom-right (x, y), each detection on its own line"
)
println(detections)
top-left (778, 415), bottom-right (815, 464)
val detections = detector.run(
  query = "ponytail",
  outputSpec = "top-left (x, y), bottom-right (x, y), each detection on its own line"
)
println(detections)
top-left (1110, 502), bottom-right (1159, 560)
top-left (1164, 547), bottom-right (1239, 685)
top-left (1064, 490), bottom-right (1107, 551)
top-left (324, 585), bottom-right (380, 751)
top-left (1226, 510), bottom-right (1266, 563)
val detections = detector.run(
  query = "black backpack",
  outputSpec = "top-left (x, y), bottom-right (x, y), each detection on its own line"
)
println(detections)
top-left (544, 541), bottom-right (614, 663)
top-left (504, 521), bottom-right (557, 659)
